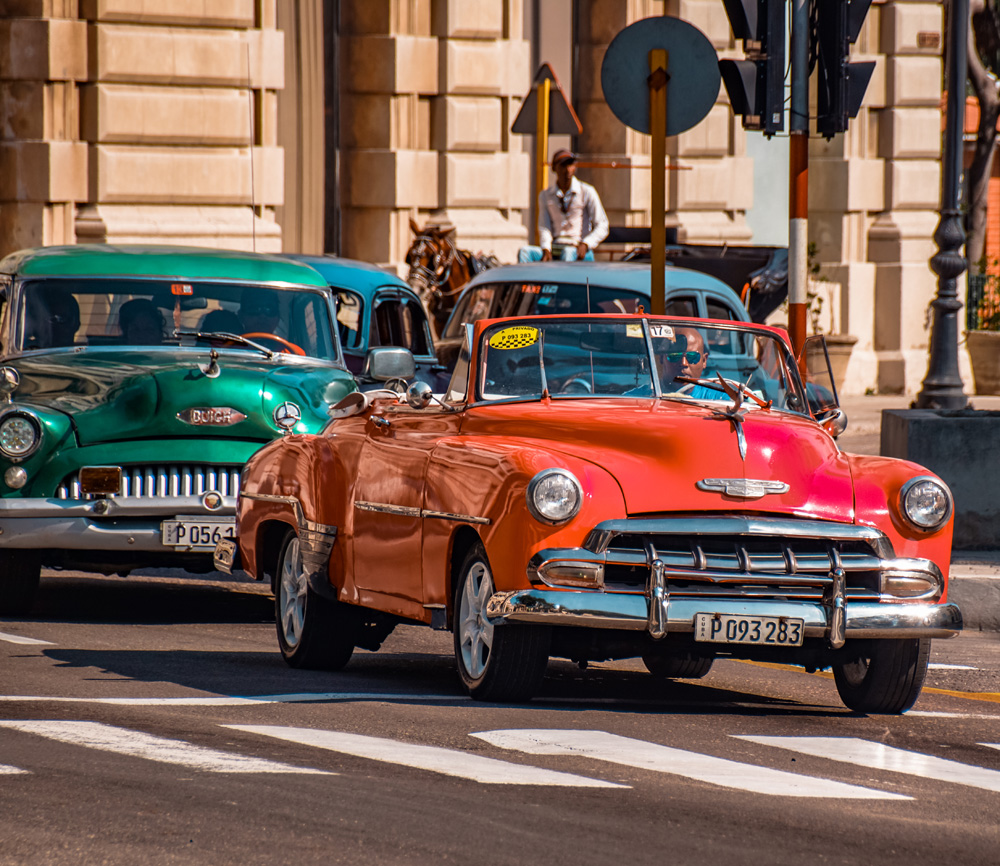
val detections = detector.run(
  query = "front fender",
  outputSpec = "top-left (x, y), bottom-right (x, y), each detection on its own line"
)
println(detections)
top-left (848, 453), bottom-right (954, 587)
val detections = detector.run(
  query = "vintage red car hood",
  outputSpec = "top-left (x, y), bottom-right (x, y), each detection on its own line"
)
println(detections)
top-left (465, 399), bottom-right (854, 521)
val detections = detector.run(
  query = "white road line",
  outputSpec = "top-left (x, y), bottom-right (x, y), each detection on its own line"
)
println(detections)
top-left (980, 743), bottom-right (1000, 751)
top-left (0, 721), bottom-right (331, 775)
top-left (226, 725), bottom-right (626, 788)
top-left (0, 692), bottom-right (469, 706)
top-left (0, 764), bottom-right (29, 775)
top-left (738, 736), bottom-right (1000, 793)
top-left (909, 711), bottom-right (1000, 720)
top-left (928, 663), bottom-right (977, 670)
top-left (472, 730), bottom-right (907, 799)
top-left (0, 631), bottom-right (53, 646)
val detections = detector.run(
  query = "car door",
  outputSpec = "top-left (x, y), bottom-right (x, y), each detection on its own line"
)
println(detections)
top-left (350, 403), bottom-right (462, 609)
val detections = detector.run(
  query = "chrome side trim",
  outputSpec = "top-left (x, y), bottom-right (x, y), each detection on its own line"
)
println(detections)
top-left (355, 500), bottom-right (491, 526)
top-left (485, 589), bottom-right (963, 639)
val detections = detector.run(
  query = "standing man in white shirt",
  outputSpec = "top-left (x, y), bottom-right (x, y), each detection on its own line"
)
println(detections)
top-left (518, 149), bottom-right (610, 262)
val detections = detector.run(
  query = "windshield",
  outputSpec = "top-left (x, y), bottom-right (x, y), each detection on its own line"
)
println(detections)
top-left (477, 317), bottom-right (809, 414)
top-left (13, 278), bottom-right (341, 362)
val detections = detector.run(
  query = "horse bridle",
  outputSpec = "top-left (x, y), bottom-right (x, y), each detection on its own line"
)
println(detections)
top-left (407, 231), bottom-right (459, 293)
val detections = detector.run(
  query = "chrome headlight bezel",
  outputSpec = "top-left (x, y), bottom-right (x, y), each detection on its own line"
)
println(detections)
top-left (899, 475), bottom-right (953, 532)
top-left (0, 411), bottom-right (42, 460)
top-left (526, 467), bottom-right (583, 525)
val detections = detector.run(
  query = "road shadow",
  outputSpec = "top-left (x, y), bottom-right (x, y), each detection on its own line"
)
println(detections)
top-left (26, 572), bottom-right (274, 625)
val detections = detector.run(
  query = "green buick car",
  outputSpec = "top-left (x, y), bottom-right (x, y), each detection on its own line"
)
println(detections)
top-left (0, 245), bottom-right (361, 614)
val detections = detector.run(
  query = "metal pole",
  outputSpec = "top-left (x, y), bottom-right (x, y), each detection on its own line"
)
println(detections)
top-left (914, 0), bottom-right (969, 409)
top-left (649, 49), bottom-right (669, 315)
top-left (788, 0), bottom-right (809, 366)
top-left (534, 77), bottom-right (551, 246)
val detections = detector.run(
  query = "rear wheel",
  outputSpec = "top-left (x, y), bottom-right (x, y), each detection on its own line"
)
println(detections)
top-left (275, 531), bottom-right (355, 670)
top-left (0, 552), bottom-right (41, 616)
top-left (453, 542), bottom-right (549, 702)
top-left (642, 651), bottom-right (714, 679)
top-left (833, 638), bottom-right (930, 714)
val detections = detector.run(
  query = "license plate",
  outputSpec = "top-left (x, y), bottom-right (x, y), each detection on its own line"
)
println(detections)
top-left (161, 517), bottom-right (235, 550)
top-left (694, 613), bottom-right (804, 646)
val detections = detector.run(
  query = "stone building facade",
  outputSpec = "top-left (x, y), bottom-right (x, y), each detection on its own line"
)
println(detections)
top-left (0, 0), bottom-right (950, 394)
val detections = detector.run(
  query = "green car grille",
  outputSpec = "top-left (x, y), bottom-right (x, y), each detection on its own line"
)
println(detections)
top-left (56, 464), bottom-right (242, 500)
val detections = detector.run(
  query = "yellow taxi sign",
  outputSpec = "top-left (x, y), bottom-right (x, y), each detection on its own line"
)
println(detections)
top-left (489, 325), bottom-right (539, 350)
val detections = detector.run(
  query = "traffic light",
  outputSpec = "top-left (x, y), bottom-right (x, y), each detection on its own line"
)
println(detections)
top-left (815, 0), bottom-right (875, 139)
top-left (720, 0), bottom-right (785, 137)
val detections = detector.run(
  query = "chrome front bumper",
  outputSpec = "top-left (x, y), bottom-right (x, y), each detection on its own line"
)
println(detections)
top-left (0, 496), bottom-right (235, 552)
top-left (485, 589), bottom-right (963, 639)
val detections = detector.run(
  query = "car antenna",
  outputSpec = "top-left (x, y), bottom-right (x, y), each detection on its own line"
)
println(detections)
top-left (586, 277), bottom-right (591, 313)
top-left (246, 41), bottom-right (256, 252)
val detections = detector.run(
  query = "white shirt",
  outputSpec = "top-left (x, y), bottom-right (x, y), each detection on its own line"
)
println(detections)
top-left (538, 177), bottom-right (610, 251)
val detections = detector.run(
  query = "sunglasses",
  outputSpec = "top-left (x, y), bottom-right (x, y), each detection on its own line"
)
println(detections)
top-left (665, 351), bottom-right (703, 363)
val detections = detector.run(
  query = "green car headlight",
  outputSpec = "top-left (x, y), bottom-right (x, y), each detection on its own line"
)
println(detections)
top-left (899, 476), bottom-right (952, 532)
top-left (0, 413), bottom-right (41, 459)
top-left (527, 468), bottom-right (583, 524)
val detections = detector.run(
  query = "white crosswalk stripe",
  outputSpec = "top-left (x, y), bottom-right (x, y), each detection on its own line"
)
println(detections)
top-left (226, 725), bottom-right (626, 787)
top-left (0, 631), bottom-right (53, 646)
top-left (472, 729), bottom-right (907, 799)
top-left (737, 736), bottom-right (1000, 793)
top-left (0, 764), bottom-right (29, 775)
top-left (0, 721), bottom-right (331, 775)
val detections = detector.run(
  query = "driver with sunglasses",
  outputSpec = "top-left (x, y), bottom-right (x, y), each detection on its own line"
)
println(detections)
top-left (665, 327), bottom-right (720, 399)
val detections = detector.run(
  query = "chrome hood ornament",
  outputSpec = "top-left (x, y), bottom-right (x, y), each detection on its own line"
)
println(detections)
top-left (697, 478), bottom-right (790, 499)
top-left (706, 375), bottom-right (772, 462)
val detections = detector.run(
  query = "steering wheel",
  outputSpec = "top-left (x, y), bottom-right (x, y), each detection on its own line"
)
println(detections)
top-left (241, 332), bottom-right (306, 356)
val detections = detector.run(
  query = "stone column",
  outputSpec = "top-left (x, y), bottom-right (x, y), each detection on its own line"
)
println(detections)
top-left (75, 1), bottom-right (285, 250)
top-left (574, 0), bottom-right (753, 243)
top-left (868, 0), bottom-right (944, 394)
top-left (339, 0), bottom-right (529, 268)
top-left (0, 6), bottom-right (88, 257)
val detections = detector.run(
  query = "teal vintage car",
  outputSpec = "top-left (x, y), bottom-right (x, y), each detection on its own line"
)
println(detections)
top-left (0, 245), bottom-right (360, 614)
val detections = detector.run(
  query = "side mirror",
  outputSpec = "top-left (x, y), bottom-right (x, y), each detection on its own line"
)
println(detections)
top-left (363, 347), bottom-right (415, 382)
top-left (815, 407), bottom-right (848, 438)
top-left (406, 380), bottom-right (434, 409)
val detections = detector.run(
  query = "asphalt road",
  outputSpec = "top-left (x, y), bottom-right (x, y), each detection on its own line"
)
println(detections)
top-left (1, 571), bottom-right (998, 866)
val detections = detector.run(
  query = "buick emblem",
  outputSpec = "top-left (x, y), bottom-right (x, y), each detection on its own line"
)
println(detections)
top-left (697, 478), bottom-right (790, 499)
top-left (177, 407), bottom-right (247, 426)
top-left (273, 401), bottom-right (302, 433)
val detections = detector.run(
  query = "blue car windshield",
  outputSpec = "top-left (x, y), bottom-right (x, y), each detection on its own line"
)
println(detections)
top-left (477, 317), bottom-right (810, 415)
top-left (14, 278), bottom-right (341, 363)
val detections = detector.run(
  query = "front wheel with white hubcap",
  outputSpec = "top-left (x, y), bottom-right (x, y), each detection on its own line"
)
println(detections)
top-left (275, 530), bottom-right (355, 670)
top-left (453, 542), bottom-right (550, 702)
top-left (833, 638), bottom-right (930, 714)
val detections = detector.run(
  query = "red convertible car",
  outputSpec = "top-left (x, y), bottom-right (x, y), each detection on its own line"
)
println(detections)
top-left (217, 314), bottom-right (961, 714)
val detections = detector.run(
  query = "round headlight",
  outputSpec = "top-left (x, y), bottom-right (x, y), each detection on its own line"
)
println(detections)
top-left (527, 468), bottom-right (583, 524)
top-left (900, 476), bottom-right (952, 531)
top-left (0, 413), bottom-right (40, 459)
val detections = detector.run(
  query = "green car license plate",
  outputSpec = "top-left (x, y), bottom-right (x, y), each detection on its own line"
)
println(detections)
top-left (161, 516), bottom-right (235, 551)
top-left (694, 613), bottom-right (804, 646)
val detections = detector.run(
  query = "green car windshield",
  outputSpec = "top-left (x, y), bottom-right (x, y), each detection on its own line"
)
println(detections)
top-left (477, 317), bottom-right (811, 415)
top-left (14, 278), bottom-right (341, 362)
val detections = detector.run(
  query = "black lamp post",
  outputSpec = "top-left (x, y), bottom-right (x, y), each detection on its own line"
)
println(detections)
top-left (915, 0), bottom-right (969, 409)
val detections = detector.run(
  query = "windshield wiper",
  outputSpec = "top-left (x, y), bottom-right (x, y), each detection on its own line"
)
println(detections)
top-left (673, 374), bottom-right (773, 410)
top-left (173, 329), bottom-right (274, 360)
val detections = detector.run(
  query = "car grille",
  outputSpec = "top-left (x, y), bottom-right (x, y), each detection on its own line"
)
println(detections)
top-left (56, 464), bottom-right (242, 500)
top-left (587, 519), bottom-right (886, 601)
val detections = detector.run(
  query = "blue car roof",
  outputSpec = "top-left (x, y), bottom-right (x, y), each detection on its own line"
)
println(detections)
top-left (463, 261), bottom-right (741, 298)
top-left (284, 254), bottom-right (414, 296)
